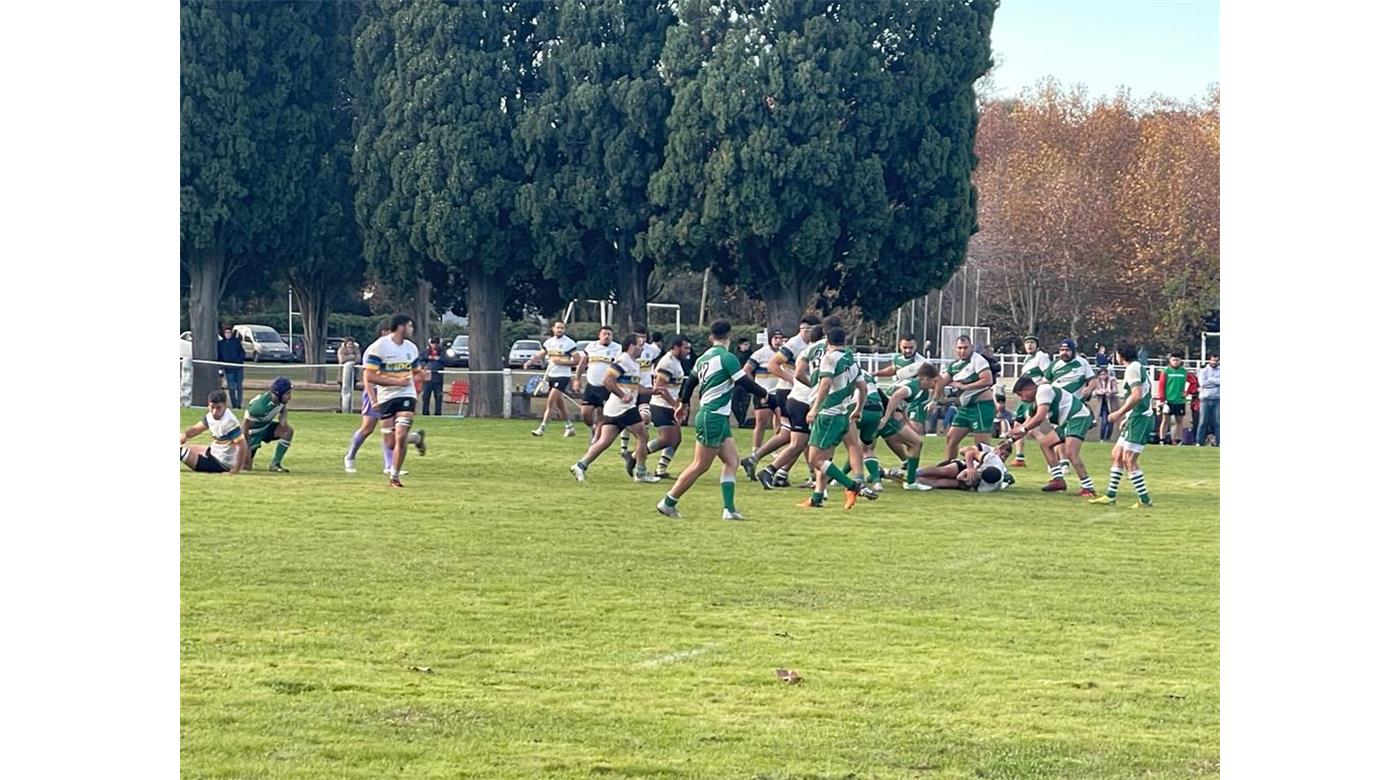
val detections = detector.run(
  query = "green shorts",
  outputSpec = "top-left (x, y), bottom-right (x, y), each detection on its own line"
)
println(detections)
top-left (810, 413), bottom-right (850, 450)
top-left (909, 401), bottom-right (928, 424)
top-left (245, 423), bottom-right (280, 449)
top-left (693, 409), bottom-right (732, 448)
top-left (950, 400), bottom-right (996, 434)
top-left (857, 409), bottom-right (883, 445)
top-left (878, 414), bottom-right (906, 440)
top-left (1015, 400), bottom-right (1033, 423)
top-left (1056, 413), bottom-right (1093, 441)
top-left (1119, 414), bottom-right (1153, 446)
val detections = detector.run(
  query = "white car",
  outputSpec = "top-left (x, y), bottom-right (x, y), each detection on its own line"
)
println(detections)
top-left (508, 339), bottom-right (542, 369)
top-left (180, 331), bottom-right (192, 359)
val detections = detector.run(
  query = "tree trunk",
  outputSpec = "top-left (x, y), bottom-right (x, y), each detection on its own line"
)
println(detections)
top-left (759, 275), bottom-right (816, 333)
top-left (615, 252), bottom-right (652, 336)
top-left (292, 281), bottom-right (329, 384)
top-left (413, 277), bottom-right (433, 350)
top-left (467, 266), bottom-right (505, 417)
top-left (188, 250), bottom-right (224, 401)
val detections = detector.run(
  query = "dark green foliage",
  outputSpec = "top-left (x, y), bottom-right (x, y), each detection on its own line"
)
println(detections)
top-left (649, 0), bottom-right (995, 328)
top-left (515, 0), bottom-right (675, 333)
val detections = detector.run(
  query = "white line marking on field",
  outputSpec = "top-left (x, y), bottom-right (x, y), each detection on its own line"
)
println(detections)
top-left (637, 645), bottom-right (716, 668)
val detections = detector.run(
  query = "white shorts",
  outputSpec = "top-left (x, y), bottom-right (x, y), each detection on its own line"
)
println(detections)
top-left (1116, 436), bottom-right (1145, 454)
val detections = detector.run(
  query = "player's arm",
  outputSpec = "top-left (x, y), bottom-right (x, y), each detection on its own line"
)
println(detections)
top-left (603, 365), bottom-right (629, 401)
top-left (524, 347), bottom-right (547, 370)
top-left (180, 419), bottom-right (208, 445)
top-left (653, 368), bottom-right (678, 407)
top-left (365, 358), bottom-right (407, 387)
top-left (957, 367), bottom-right (994, 394)
top-left (850, 376), bottom-right (868, 422)
top-left (227, 437), bottom-right (248, 475)
top-left (878, 385), bottom-right (910, 431)
top-left (806, 376), bottom-right (832, 423)
top-left (729, 354), bottom-right (768, 399)
top-left (1011, 404), bottom-right (1050, 440)
top-left (794, 355), bottom-right (815, 388)
top-left (960, 445), bottom-right (983, 466)
top-left (873, 361), bottom-right (897, 378)
top-left (1111, 384), bottom-right (1141, 423)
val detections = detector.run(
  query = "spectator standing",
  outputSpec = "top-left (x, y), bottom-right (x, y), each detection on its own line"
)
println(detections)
top-left (337, 335), bottom-right (361, 386)
top-left (216, 324), bottom-right (245, 408)
top-left (1092, 367), bottom-right (1119, 441)
top-left (730, 336), bottom-right (754, 427)
top-left (1197, 354), bottom-right (1220, 445)
top-left (420, 337), bottom-right (445, 415)
top-left (1095, 344), bottom-right (1110, 368)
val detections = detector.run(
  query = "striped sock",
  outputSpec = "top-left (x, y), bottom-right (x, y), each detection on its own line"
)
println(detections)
top-left (659, 447), bottom-right (675, 471)
top-left (1079, 473), bottom-right (1095, 492)
top-left (1054, 459), bottom-right (1070, 480)
top-left (1106, 467), bottom-right (1123, 498)
top-left (618, 430), bottom-right (631, 453)
top-left (1049, 462), bottom-right (1063, 480)
top-left (1130, 470), bottom-right (1151, 503)
top-left (775, 468), bottom-right (789, 482)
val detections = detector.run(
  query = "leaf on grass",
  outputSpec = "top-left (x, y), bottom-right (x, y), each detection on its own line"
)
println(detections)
top-left (407, 665), bottom-right (435, 674)
top-left (775, 668), bottom-right (803, 684)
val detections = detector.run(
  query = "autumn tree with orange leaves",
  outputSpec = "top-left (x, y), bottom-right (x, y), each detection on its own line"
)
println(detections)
top-left (970, 79), bottom-right (1218, 352)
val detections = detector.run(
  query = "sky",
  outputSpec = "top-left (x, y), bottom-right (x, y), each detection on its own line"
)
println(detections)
top-left (984, 0), bottom-right (1219, 102)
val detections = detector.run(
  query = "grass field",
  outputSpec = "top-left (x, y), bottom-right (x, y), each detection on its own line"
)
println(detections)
top-left (180, 410), bottom-right (1219, 779)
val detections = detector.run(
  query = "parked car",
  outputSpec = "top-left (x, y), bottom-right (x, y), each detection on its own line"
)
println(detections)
top-left (444, 334), bottom-right (470, 367)
top-left (179, 331), bottom-right (192, 359)
top-left (324, 337), bottom-right (347, 364)
top-left (508, 339), bottom-right (542, 368)
top-left (285, 334), bottom-right (308, 363)
top-left (233, 324), bottom-right (295, 363)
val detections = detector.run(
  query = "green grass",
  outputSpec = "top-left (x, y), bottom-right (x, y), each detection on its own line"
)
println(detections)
top-left (181, 410), bottom-right (1219, 779)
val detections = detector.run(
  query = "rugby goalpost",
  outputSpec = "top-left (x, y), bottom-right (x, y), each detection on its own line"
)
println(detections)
top-left (938, 325), bottom-right (991, 361)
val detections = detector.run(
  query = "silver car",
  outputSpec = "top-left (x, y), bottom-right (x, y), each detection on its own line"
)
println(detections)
top-left (234, 324), bottom-right (296, 363)
top-left (508, 339), bottom-right (542, 368)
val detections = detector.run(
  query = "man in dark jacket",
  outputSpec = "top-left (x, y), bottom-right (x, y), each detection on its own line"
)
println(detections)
top-left (421, 337), bottom-right (445, 415)
top-left (216, 325), bottom-right (245, 408)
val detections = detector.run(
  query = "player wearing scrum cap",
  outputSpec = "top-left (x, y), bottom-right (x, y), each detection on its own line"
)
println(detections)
top-left (657, 321), bottom-right (769, 521)
top-left (743, 329), bottom-right (786, 464)
top-left (571, 334), bottom-right (654, 482)
top-left (180, 390), bottom-right (247, 475)
top-left (241, 375), bottom-right (296, 473)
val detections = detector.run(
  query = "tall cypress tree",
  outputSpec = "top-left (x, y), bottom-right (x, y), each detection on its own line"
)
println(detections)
top-left (351, 1), bottom-right (538, 416)
top-left (516, 0), bottom-right (674, 334)
top-left (650, 0), bottom-right (995, 329)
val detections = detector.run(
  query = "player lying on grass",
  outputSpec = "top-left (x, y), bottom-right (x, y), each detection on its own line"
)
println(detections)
top-left (571, 334), bottom-right (655, 483)
top-left (908, 440), bottom-right (1013, 491)
top-left (1006, 376), bottom-right (1097, 496)
top-left (180, 390), bottom-right (246, 475)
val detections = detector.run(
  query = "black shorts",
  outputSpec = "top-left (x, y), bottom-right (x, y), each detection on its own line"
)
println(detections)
top-left (193, 450), bottom-right (229, 473)
top-left (770, 389), bottom-right (790, 415)
top-left (649, 405), bottom-right (677, 427)
top-left (378, 396), bottom-right (416, 416)
top-left (604, 406), bottom-right (644, 429)
top-left (547, 376), bottom-right (571, 393)
top-left (1166, 402), bottom-right (1186, 416)
top-left (784, 398), bottom-right (811, 434)
top-left (582, 384), bottom-right (609, 407)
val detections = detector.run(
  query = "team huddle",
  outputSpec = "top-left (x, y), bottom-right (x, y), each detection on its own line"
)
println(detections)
top-left (180, 314), bottom-right (1157, 514)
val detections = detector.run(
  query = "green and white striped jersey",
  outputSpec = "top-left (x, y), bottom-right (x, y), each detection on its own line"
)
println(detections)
top-left (1120, 361), bottom-right (1154, 419)
top-left (788, 339), bottom-right (828, 405)
top-left (881, 352), bottom-right (927, 392)
top-left (816, 348), bottom-right (860, 416)
top-left (861, 371), bottom-right (885, 412)
top-left (890, 375), bottom-right (928, 415)
top-left (1022, 350), bottom-right (1052, 383)
top-left (692, 345), bottom-right (745, 415)
top-left (1035, 383), bottom-right (1091, 425)
top-left (1048, 356), bottom-right (1094, 393)
top-left (945, 352), bottom-right (993, 404)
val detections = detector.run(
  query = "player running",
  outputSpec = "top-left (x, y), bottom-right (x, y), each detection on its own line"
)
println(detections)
top-left (526, 320), bottom-right (579, 438)
top-left (180, 390), bottom-right (247, 475)
top-left (242, 376), bottom-right (295, 473)
top-left (744, 315), bottom-right (819, 485)
top-left (574, 326), bottom-right (621, 442)
top-left (656, 321), bottom-right (769, 520)
top-left (744, 330), bottom-right (785, 460)
top-left (618, 330), bottom-right (661, 459)
top-left (801, 327), bottom-right (879, 509)
top-left (364, 314), bottom-right (428, 488)
top-left (642, 335), bottom-right (691, 479)
top-left (571, 334), bottom-right (654, 482)
top-left (1007, 375), bottom-right (1097, 495)
top-left (1090, 344), bottom-right (1156, 508)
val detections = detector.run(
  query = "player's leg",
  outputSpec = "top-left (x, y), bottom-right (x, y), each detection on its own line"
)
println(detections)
top-left (267, 421), bottom-right (294, 472)
top-left (716, 436), bottom-right (743, 519)
top-left (534, 385), bottom-right (556, 435)
top-left (660, 442), bottom-right (717, 516)
top-left (1063, 436), bottom-right (1095, 496)
top-left (574, 422), bottom-right (623, 478)
top-left (630, 419), bottom-right (656, 481)
top-left (1039, 430), bottom-right (1069, 491)
top-left (181, 443), bottom-right (209, 470)
top-left (346, 410), bottom-right (379, 472)
top-left (390, 411), bottom-right (415, 479)
top-left (751, 407), bottom-right (770, 458)
top-left (944, 425), bottom-right (969, 462)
